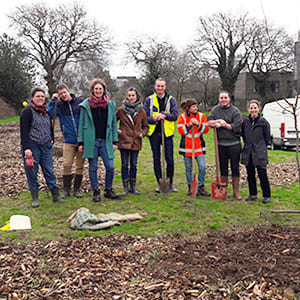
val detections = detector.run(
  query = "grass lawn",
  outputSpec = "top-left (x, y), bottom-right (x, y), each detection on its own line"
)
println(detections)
top-left (0, 118), bottom-right (299, 242)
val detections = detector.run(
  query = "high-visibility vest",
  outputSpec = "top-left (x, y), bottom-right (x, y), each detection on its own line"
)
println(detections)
top-left (177, 111), bottom-right (209, 156)
top-left (147, 93), bottom-right (175, 137)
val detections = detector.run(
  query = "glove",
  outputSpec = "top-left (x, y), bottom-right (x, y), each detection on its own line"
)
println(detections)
top-left (25, 153), bottom-right (36, 170)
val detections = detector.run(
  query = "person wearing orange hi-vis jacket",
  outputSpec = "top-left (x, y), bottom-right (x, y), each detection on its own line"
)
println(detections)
top-left (177, 98), bottom-right (211, 197)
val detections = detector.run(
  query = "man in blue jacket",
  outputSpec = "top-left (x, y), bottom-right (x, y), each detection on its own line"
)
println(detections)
top-left (48, 84), bottom-right (84, 198)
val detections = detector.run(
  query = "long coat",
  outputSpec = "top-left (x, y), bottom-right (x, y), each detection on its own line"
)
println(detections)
top-left (241, 114), bottom-right (270, 166)
top-left (78, 99), bottom-right (118, 159)
top-left (116, 107), bottom-right (149, 151)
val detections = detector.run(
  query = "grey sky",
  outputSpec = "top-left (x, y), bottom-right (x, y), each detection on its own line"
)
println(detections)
top-left (1, 0), bottom-right (299, 77)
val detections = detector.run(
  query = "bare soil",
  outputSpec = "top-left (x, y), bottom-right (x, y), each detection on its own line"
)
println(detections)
top-left (0, 225), bottom-right (299, 299)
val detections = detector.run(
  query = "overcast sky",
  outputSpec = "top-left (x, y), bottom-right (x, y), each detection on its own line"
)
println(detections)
top-left (1, 0), bottom-right (300, 77)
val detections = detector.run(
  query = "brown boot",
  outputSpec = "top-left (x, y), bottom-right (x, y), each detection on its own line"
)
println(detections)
top-left (220, 176), bottom-right (228, 186)
top-left (104, 188), bottom-right (122, 200)
top-left (197, 184), bottom-right (211, 197)
top-left (232, 177), bottom-right (242, 200)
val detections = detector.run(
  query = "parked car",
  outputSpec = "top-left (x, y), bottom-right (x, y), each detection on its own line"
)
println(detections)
top-left (262, 97), bottom-right (300, 150)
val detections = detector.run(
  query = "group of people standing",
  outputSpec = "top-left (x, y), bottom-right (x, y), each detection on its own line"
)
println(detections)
top-left (20, 78), bottom-right (271, 208)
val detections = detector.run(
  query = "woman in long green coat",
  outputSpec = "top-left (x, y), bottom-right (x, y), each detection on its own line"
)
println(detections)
top-left (78, 78), bottom-right (121, 202)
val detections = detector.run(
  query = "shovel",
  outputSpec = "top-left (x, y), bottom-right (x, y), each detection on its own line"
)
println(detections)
top-left (159, 120), bottom-right (170, 193)
top-left (191, 126), bottom-right (197, 197)
top-left (211, 128), bottom-right (227, 200)
top-left (52, 96), bottom-right (59, 133)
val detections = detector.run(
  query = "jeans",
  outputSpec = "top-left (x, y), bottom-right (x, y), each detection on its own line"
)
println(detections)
top-left (120, 149), bottom-right (139, 180)
top-left (218, 143), bottom-right (241, 177)
top-left (149, 133), bottom-right (174, 182)
top-left (63, 143), bottom-right (84, 175)
top-left (22, 142), bottom-right (57, 191)
top-left (184, 155), bottom-right (206, 185)
top-left (246, 157), bottom-right (271, 197)
top-left (88, 138), bottom-right (114, 190)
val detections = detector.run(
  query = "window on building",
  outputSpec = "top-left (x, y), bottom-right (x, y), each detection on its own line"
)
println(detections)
top-left (253, 82), bottom-right (258, 93)
top-left (269, 81), bottom-right (280, 93)
top-left (286, 81), bottom-right (293, 97)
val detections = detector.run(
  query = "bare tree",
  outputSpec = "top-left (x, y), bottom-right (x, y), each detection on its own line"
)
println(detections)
top-left (125, 36), bottom-right (177, 97)
top-left (9, 2), bottom-right (111, 95)
top-left (191, 12), bottom-right (258, 98)
top-left (193, 64), bottom-right (219, 110)
top-left (166, 50), bottom-right (194, 103)
top-left (247, 23), bottom-right (294, 101)
top-left (277, 97), bottom-right (300, 186)
top-left (59, 61), bottom-right (117, 99)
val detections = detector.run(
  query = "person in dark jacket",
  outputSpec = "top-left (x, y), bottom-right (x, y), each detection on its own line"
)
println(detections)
top-left (48, 84), bottom-right (84, 198)
top-left (144, 78), bottom-right (178, 193)
top-left (20, 87), bottom-right (64, 208)
top-left (241, 99), bottom-right (271, 204)
top-left (116, 87), bottom-right (149, 196)
top-left (207, 91), bottom-right (242, 200)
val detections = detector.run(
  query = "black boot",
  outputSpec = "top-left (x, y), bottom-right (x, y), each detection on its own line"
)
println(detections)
top-left (197, 184), bottom-right (211, 197)
top-left (186, 184), bottom-right (191, 196)
top-left (129, 178), bottom-right (140, 195)
top-left (51, 187), bottom-right (66, 203)
top-left (73, 174), bottom-right (83, 198)
top-left (31, 189), bottom-right (39, 208)
top-left (122, 179), bottom-right (129, 196)
top-left (104, 188), bottom-right (122, 200)
top-left (62, 175), bottom-right (72, 198)
top-left (92, 189), bottom-right (101, 202)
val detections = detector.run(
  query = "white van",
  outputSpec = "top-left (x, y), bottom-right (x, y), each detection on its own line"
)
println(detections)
top-left (261, 97), bottom-right (300, 150)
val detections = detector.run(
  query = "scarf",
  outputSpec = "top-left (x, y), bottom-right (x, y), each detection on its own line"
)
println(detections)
top-left (122, 98), bottom-right (143, 118)
top-left (249, 113), bottom-right (260, 128)
top-left (30, 101), bottom-right (48, 115)
top-left (88, 95), bottom-right (109, 109)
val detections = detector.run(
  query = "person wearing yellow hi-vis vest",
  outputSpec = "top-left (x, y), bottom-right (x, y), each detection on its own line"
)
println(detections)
top-left (144, 78), bottom-right (178, 193)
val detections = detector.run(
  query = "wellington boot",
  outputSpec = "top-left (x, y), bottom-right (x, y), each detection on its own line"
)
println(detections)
top-left (232, 177), bottom-right (242, 200)
top-left (62, 175), bottom-right (72, 198)
top-left (220, 176), bottom-right (228, 186)
top-left (73, 174), bottom-right (83, 198)
top-left (187, 184), bottom-right (191, 196)
top-left (122, 179), bottom-right (129, 196)
top-left (129, 178), bottom-right (140, 195)
top-left (51, 187), bottom-right (66, 203)
top-left (31, 190), bottom-right (39, 208)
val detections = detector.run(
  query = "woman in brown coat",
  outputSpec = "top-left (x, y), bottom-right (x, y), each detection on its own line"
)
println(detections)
top-left (116, 87), bottom-right (149, 195)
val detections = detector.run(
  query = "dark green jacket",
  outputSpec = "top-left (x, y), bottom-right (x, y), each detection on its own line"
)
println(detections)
top-left (78, 99), bottom-right (118, 159)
